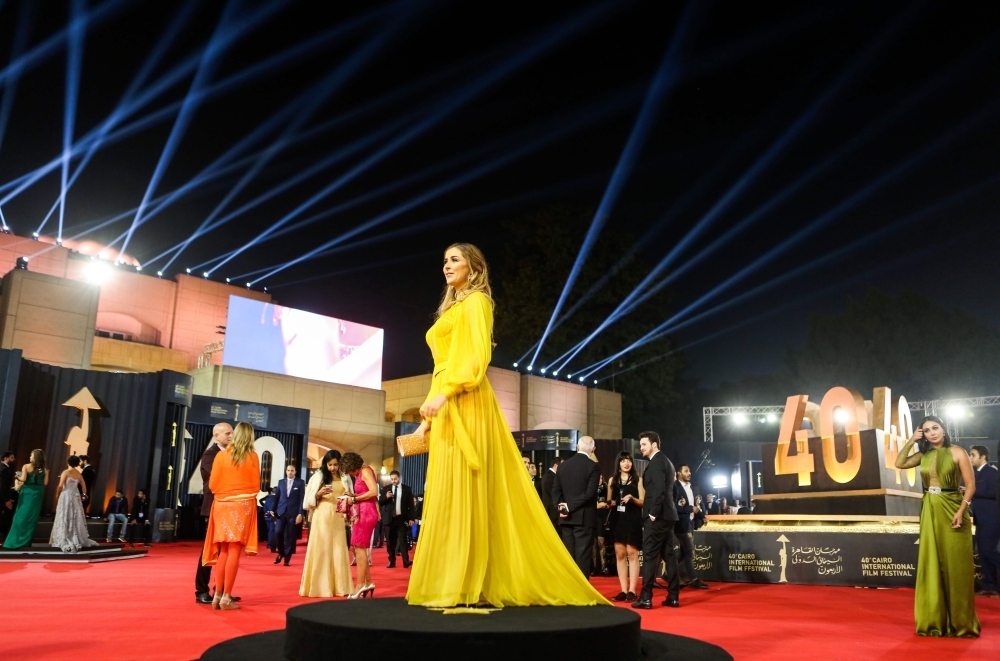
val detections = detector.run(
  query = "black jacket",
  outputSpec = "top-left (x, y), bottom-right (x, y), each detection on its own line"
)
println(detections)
top-left (641, 452), bottom-right (679, 523)
top-left (541, 468), bottom-right (558, 522)
top-left (379, 483), bottom-right (414, 521)
top-left (673, 480), bottom-right (694, 533)
top-left (200, 442), bottom-right (223, 516)
top-left (551, 452), bottom-right (600, 528)
top-left (106, 495), bottom-right (129, 516)
top-left (131, 496), bottom-right (150, 522)
top-left (0, 461), bottom-right (12, 499)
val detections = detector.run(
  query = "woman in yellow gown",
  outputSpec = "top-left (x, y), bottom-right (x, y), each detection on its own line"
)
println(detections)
top-left (406, 243), bottom-right (610, 608)
top-left (300, 450), bottom-right (354, 598)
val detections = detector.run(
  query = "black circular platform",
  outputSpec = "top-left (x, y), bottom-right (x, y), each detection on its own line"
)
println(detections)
top-left (197, 598), bottom-right (732, 661)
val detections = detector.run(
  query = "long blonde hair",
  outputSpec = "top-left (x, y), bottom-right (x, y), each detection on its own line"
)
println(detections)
top-left (437, 243), bottom-right (494, 319)
top-left (229, 422), bottom-right (255, 466)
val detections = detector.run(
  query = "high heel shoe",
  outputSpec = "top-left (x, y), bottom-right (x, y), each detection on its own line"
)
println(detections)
top-left (212, 593), bottom-right (222, 610)
top-left (219, 594), bottom-right (240, 610)
top-left (348, 585), bottom-right (368, 599)
top-left (363, 583), bottom-right (375, 598)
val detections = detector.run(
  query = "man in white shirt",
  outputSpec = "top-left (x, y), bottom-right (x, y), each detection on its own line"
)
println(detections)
top-left (674, 464), bottom-right (708, 590)
top-left (379, 470), bottom-right (414, 568)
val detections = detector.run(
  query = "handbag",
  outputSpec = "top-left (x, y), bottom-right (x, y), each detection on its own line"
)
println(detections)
top-left (397, 432), bottom-right (429, 457)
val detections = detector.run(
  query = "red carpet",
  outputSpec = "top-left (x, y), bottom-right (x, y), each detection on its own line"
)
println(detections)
top-left (4, 542), bottom-right (999, 660)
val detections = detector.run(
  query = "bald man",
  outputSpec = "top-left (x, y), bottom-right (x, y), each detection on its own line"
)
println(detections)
top-left (553, 436), bottom-right (601, 577)
top-left (195, 422), bottom-right (233, 604)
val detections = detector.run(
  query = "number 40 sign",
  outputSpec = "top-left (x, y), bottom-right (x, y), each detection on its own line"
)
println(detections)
top-left (774, 386), bottom-right (917, 487)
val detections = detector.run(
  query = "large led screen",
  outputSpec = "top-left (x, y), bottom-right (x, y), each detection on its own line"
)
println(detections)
top-left (223, 295), bottom-right (383, 389)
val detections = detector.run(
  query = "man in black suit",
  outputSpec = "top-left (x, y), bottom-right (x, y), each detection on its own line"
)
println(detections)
top-left (970, 446), bottom-right (1000, 595)
top-left (552, 437), bottom-right (601, 577)
top-left (674, 463), bottom-right (708, 590)
top-left (195, 422), bottom-right (233, 604)
top-left (272, 464), bottom-right (306, 566)
top-left (379, 470), bottom-right (415, 568)
top-left (79, 455), bottom-right (96, 513)
top-left (632, 431), bottom-right (681, 609)
top-left (541, 457), bottom-right (564, 527)
top-left (0, 451), bottom-right (15, 541)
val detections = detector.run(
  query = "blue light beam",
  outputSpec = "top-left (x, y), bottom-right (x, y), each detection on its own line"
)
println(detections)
top-left (209, 1), bottom-right (619, 277)
top-left (528, 3), bottom-right (698, 369)
top-left (57, 0), bottom-right (86, 243)
top-left (549, 1), bottom-right (927, 371)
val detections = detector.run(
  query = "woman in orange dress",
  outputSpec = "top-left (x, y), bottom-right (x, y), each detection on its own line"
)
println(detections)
top-left (202, 421), bottom-right (260, 610)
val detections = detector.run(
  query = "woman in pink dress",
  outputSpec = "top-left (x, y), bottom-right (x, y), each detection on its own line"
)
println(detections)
top-left (341, 452), bottom-right (378, 598)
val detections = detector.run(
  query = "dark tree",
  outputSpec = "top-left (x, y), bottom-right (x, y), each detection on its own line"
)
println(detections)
top-left (491, 205), bottom-right (690, 437)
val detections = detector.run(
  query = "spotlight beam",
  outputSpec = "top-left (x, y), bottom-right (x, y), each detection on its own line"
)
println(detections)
top-left (0, 2), bottom-right (37, 157)
top-left (226, 171), bottom-right (607, 281)
top-left (592, 225), bottom-right (983, 382)
top-left (575, 114), bottom-right (1000, 379)
top-left (188, 80), bottom-right (640, 273)
top-left (245, 84), bottom-right (635, 283)
top-left (552, 25), bottom-right (998, 373)
top-left (118, 2), bottom-right (244, 259)
top-left (208, 1), bottom-right (619, 276)
top-left (36, 1), bottom-right (199, 235)
top-left (529, 3), bottom-right (698, 369)
top-left (549, 1), bottom-right (928, 371)
top-left (164, 11), bottom-right (412, 272)
top-left (58, 0), bottom-right (86, 244)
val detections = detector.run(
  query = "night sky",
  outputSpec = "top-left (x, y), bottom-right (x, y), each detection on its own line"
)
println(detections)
top-left (0, 1), bottom-right (998, 387)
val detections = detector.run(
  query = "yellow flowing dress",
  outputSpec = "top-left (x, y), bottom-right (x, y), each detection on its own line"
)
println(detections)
top-left (406, 291), bottom-right (611, 608)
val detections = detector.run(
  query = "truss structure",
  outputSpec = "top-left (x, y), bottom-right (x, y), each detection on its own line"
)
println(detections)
top-left (702, 396), bottom-right (1000, 443)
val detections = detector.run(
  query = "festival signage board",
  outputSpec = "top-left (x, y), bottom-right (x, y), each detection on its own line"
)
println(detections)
top-left (693, 529), bottom-right (919, 587)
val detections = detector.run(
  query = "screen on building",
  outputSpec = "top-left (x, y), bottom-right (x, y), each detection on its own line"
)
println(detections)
top-left (222, 295), bottom-right (383, 389)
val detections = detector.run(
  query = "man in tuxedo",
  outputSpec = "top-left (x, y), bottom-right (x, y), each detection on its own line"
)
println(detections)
top-left (541, 457), bottom-right (564, 527)
top-left (379, 470), bottom-right (415, 568)
top-left (528, 462), bottom-right (542, 498)
top-left (552, 437), bottom-right (601, 577)
top-left (674, 464), bottom-right (708, 590)
top-left (79, 455), bottom-right (96, 513)
top-left (970, 446), bottom-right (1000, 595)
top-left (195, 422), bottom-right (233, 605)
top-left (704, 493), bottom-right (716, 514)
top-left (632, 431), bottom-right (681, 609)
top-left (272, 464), bottom-right (306, 566)
top-left (0, 452), bottom-right (15, 540)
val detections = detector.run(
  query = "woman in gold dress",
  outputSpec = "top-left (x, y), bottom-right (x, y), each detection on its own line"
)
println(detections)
top-left (406, 243), bottom-right (610, 608)
top-left (300, 450), bottom-right (354, 598)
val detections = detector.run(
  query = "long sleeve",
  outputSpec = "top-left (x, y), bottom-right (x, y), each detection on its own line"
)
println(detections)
top-left (674, 483), bottom-right (693, 515)
top-left (304, 472), bottom-right (322, 510)
top-left (439, 293), bottom-right (492, 400)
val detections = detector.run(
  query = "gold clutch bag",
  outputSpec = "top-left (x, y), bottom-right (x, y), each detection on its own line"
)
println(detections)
top-left (397, 432), bottom-right (429, 457)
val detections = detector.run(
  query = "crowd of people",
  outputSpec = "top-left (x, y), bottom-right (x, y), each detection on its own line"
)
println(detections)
top-left (0, 450), bottom-right (152, 552)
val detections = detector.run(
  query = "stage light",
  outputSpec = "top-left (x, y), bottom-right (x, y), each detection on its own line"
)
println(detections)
top-left (733, 413), bottom-right (748, 426)
top-left (527, 366), bottom-right (533, 371)
top-left (31, 231), bottom-right (38, 239)
top-left (225, 278), bottom-right (230, 283)
top-left (712, 475), bottom-right (728, 488)
top-left (56, 239), bottom-right (63, 246)
top-left (83, 260), bottom-right (112, 285)
top-left (567, 374), bottom-right (572, 379)
top-left (552, 371), bottom-right (558, 376)
top-left (540, 368), bottom-right (546, 374)
top-left (512, 362), bottom-right (518, 368)
top-left (1, 227), bottom-right (9, 234)
top-left (766, 414), bottom-right (777, 423)
top-left (15, 256), bottom-right (27, 270)
top-left (946, 405), bottom-right (966, 419)
top-left (202, 272), bottom-right (209, 279)
top-left (263, 287), bottom-right (267, 292)
top-left (834, 408), bottom-right (849, 424)
top-left (185, 268), bottom-right (191, 274)
top-left (593, 379), bottom-right (597, 384)
top-left (246, 282), bottom-right (251, 289)
top-left (579, 377), bottom-right (584, 382)
top-left (135, 265), bottom-right (141, 271)
top-left (157, 271), bottom-right (162, 277)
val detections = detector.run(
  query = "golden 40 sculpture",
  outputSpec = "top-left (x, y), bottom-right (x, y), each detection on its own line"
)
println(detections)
top-left (774, 386), bottom-right (917, 487)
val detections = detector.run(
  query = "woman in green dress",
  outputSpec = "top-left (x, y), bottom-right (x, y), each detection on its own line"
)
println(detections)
top-left (2, 449), bottom-right (48, 549)
top-left (895, 416), bottom-right (980, 637)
